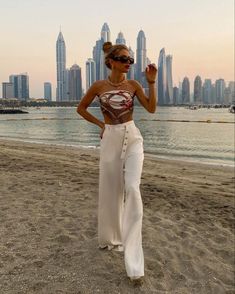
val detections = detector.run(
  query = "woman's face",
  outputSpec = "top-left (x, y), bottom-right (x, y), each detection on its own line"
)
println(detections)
top-left (110, 49), bottom-right (133, 73)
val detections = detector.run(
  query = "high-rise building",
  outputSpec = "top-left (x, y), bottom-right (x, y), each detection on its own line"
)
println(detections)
top-left (215, 79), bottom-right (225, 104)
top-left (93, 39), bottom-right (103, 81)
top-left (9, 75), bottom-right (18, 98)
top-left (136, 30), bottom-right (147, 85)
top-left (211, 83), bottom-right (216, 104)
top-left (9, 73), bottom-right (29, 100)
top-left (173, 87), bottom-right (179, 105)
top-left (2, 82), bottom-right (14, 98)
top-left (193, 75), bottom-right (202, 104)
top-left (100, 23), bottom-right (111, 80)
top-left (44, 82), bottom-right (52, 101)
top-left (93, 23), bottom-right (111, 81)
top-left (182, 77), bottom-right (190, 104)
top-left (64, 69), bottom-right (70, 101)
top-left (116, 32), bottom-right (126, 45)
top-left (157, 48), bottom-right (167, 105)
top-left (86, 58), bottom-right (96, 91)
top-left (224, 87), bottom-right (231, 104)
top-left (202, 79), bottom-right (212, 104)
top-left (228, 81), bottom-right (235, 103)
top-left (127, 47), bottom-right (135, 80)
top-left (165, 55), bottom-right (173, 104)
top-left (101, 22), bottom-right (111, 42)
top-left (69, 64), bottom-right (82, 101)
top-left (56, 31), bottom-right (66, 101)
top-left (178, 81), bottom-right (183, 104)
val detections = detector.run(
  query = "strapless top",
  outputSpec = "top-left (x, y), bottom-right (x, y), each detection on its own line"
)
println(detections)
top-left (98, 90), bottom-right (135, 123)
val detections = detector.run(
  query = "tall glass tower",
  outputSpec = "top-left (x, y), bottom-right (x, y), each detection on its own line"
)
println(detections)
top-left (101, 22), bottom-right (111, 42)
top-left (203, 79), bottom-right (212, 104)
top-left (100, 23), bottom-right (111, 80)
top-left (136, 30), bottom-right (147, 85)
top-left (158, 48), bottom-right (167, 105)
top-left (56, 31), bottom-right (66, 102)
top-left (9, 73), bottom-right (29, 101)
top-left (215, 79), bottom-right (225, 104)
top-left (93, 23), bottom-right (111, 81)
top-left (69, 64), bottom-right (82, 101)
top-left (86, 58), bottom-right (96, 91)
top-left (127, 47), bottom-right (135, 80)
top-left (44, 82), bottom-right (52, 101)
top-left (116, 32), bottom-right (126, 45)
top-left (165, 55), bottom-right (173, 104)
top-left (182, 77), bottom-right (190, 104)
top-left (194, 76), bottom-right (203, 104)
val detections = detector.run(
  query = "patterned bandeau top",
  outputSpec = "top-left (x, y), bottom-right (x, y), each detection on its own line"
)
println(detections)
top-left (97, 90), bottom-right (135, 123)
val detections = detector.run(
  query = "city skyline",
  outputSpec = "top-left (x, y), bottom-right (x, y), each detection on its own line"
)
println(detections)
top-left (0, 0), bottom-right (234, 98)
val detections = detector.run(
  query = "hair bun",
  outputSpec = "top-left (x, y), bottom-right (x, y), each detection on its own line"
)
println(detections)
top-left (103, 42), bottom-right (113, 54)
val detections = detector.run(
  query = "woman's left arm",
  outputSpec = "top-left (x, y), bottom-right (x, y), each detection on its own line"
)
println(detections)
top-left (131, 64), bottom-right (158, 113)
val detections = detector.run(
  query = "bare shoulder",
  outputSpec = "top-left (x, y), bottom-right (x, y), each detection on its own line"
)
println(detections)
top-left (86, 80), bottom-right (106, 96)
top-left (90, 80), bottom-right (105, 90)
top-left (128, 79), bottom-right (142, 89)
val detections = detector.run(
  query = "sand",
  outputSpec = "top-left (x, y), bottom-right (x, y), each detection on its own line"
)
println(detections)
top-left (0, 139), bottom-right (234, 294)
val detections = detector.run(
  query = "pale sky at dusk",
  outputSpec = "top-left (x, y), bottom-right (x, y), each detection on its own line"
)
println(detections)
top-left (0, 0), bottom-right (234, 99)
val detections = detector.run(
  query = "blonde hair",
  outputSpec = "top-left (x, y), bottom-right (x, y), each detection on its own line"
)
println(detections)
top-left (103, 42), bottom-right (129, 69)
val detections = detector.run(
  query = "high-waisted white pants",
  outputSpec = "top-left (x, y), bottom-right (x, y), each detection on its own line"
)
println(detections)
top-left (98, 120), bottom-right (144, 278)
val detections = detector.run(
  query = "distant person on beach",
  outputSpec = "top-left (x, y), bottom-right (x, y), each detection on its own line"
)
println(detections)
top-left (77, 41), bottom-right (157, 285)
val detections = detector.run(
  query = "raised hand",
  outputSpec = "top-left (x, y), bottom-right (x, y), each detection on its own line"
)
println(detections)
top-left (145, 63), bottom-right (157, 83)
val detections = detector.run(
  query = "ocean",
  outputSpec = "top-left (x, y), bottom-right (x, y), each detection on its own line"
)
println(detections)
top-left (0, 106), bottom-right (234, 166)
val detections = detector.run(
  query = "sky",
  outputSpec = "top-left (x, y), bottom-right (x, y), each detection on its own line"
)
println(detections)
top-left (0, 0), bottom-right (234, 99)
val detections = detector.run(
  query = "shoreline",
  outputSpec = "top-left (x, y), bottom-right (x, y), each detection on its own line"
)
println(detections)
top-left (0, 137), bottom-right (234, 169)
top-left (0, 138), bottom-right (234, 293)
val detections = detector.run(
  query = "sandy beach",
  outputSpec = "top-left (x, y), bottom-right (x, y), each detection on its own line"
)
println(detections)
top-left (0, 139), bottom-right (234, 294)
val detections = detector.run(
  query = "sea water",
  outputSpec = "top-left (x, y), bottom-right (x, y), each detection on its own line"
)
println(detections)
top-left (0, 106), bottom-right (234, 166)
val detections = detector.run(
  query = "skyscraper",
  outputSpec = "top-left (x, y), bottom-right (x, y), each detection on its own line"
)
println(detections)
top-left (93, 39), bottom-right (103, 81)
top-left (93, 23), bottom-right (111, 81)
top-left (136, 30), bottom-right (147, 85)
top-left (178, 81), bottom-right (183, 104)
top-left (69, 64), bottom-right (82, 101)
top-left (157, 48), bottom-right (167, 105)
top-left (215, 79), bottom-right (225, 104)
top-left (202, 79), bottom-right (212, 104)
top-left (165, 55), bottom-right (173, 104)
top-left (9, 73), bottom-right (29, 100)
top-left (127, 47), bottom-right (135, 80)
top-left (56, 31), bottom-right (66, 101)
top-left (86, 58), bottom-right (96, 91)
top-left (44, 82), bottom-right (52, 101)
top-left (228, 81), bottom-right (235, 103)
top-left (116, 32), bottom-right (126, 45)
top-left (182, 77), bottom-right (190, 104)
top-left (193, 75), bottom-right (202, 104)
top-left (173, 87), bottom-right (179, 105)
top-left (64, 69), bottom-right (70, 101)
top-left (2, 82), bottom-right (14, 98)
top-left (101, 22), bottom-right (110, 42)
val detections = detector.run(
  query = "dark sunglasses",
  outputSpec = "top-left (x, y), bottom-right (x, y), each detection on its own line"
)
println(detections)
top-left (112, 55), bottom-right (134, 64)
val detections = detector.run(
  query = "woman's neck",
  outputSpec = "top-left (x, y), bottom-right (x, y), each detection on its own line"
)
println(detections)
top-left (108, 73), bottom-right (126, 84)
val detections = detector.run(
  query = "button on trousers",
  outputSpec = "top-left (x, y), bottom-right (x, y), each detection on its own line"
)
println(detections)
top-left (98, 120), bottom-right (144, 278)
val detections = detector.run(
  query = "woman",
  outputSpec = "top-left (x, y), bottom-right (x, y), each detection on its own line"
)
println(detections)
top-left (77, 41), bottom-right (157, 284)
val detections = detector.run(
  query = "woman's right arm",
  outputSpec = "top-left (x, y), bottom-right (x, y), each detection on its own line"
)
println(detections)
top-left (77, 81), bottom-right (105, 129)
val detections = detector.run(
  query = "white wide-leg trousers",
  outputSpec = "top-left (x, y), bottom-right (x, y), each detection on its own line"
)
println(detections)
top-left (98, 120), bottom-right (144, 278)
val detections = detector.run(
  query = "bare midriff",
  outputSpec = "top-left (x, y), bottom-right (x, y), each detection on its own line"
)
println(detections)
top-left (102, 112), bottom-right (134, 125)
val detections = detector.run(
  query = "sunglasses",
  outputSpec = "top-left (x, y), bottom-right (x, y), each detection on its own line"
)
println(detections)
top-left (112, 55), bottom-right (134, 64)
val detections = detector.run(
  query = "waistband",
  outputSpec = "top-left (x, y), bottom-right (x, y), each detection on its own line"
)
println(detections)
top-left (105, 120), bottom-right (135, 130)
